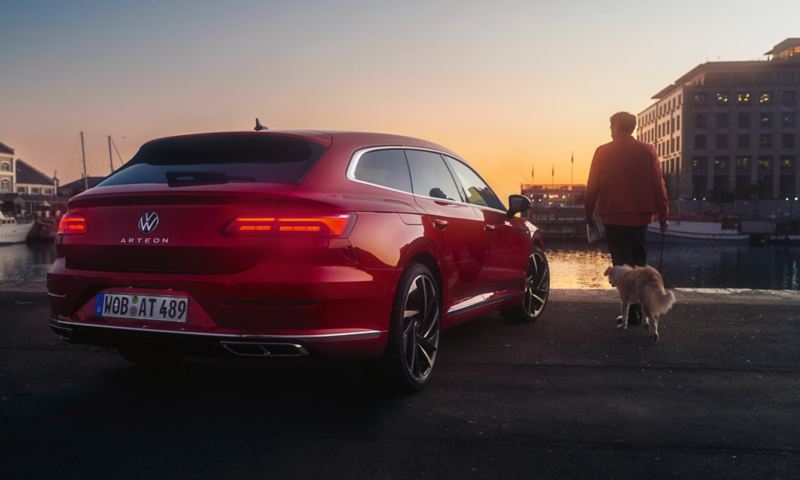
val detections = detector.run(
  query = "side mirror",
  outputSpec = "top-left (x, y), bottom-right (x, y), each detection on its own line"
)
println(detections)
top-left (507, 194), bottom-right (531, 218)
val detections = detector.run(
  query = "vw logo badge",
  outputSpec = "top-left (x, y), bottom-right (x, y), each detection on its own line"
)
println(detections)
top-left (138, 211), bottom-right (160, 234)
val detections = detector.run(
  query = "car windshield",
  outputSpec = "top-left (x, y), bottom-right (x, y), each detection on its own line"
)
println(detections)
top-left (98, 134), bottom-right (327, 186)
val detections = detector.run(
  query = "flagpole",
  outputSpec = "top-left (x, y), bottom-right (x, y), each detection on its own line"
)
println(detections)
top-left (570, 151), bottom-right (574, 190)
top-left (551, 164), bottom-right (554, 186)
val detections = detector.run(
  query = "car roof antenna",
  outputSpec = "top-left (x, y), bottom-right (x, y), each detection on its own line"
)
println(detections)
top-left (254, 118), bottom-right (268, 131)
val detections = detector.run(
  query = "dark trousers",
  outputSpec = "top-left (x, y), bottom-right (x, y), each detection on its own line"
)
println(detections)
top-left (604, 224), bottom-right (648, 324)
top-left (604, 224), bottom-right (648, 267)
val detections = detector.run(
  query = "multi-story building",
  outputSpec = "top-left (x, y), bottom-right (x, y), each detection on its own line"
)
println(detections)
top-left (638, 38), bottom-right (800, 215)
top-left (0, 142), bottom-right (14, 194)
top-left (0, 141), bottom-right (60, 217)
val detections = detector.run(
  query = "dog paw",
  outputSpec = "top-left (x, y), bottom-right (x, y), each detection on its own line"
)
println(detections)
top-left (651, 334), bottom-right (659, 343)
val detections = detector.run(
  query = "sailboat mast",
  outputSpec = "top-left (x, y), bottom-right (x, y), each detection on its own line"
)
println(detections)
top-left (80, 131), bottom-right (88, 190)
top-left (107, 135), bottom-right (114, 173)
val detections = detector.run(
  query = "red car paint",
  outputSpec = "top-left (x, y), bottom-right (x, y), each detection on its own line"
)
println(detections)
top-left (48, 131), bottom-right (543, 360)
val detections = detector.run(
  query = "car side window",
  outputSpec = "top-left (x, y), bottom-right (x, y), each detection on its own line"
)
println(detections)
top-left (405, 150), bottom-right (463, 201)
top-left (444, 156), bottom-right (505, 211)
top-left (353, 149), bottom-right (412, 193)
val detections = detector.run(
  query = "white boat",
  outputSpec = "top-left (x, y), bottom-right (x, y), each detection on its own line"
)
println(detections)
top-left (647, 216), bottom-right (748, 243)
top-left (0, 212), bottom-right (34, 245)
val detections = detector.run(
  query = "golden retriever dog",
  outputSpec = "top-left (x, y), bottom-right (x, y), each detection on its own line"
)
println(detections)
top-left (603, 265), bottom-right (676, 343)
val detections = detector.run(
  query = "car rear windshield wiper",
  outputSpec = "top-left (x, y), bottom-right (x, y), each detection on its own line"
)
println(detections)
top-left (166, 171), bottom-right (257, 187)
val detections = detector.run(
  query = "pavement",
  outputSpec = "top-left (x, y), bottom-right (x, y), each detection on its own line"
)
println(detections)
top-left (2, 289), bottom-right (799, 480)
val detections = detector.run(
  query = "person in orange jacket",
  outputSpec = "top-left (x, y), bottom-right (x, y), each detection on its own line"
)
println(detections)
top-left (585, 111), bottom-right (670, 325)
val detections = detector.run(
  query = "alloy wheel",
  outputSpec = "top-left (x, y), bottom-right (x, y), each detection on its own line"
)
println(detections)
top-left (523, 250), bottom-right (550, 318)
top-left (401, 274), bottom-right (440, 383)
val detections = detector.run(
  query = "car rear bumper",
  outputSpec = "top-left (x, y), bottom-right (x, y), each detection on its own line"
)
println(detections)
top-left (50, 317), bottom-right (387, 358)
top-left (47, 257), bottom-right (399, 359)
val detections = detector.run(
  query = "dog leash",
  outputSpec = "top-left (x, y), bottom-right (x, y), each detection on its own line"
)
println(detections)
top-left (657, 226), bottom-right (666, 272)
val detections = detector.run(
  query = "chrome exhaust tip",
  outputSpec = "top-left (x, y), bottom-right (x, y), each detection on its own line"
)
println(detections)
top-left (220, 341), bottom-right (309, 357)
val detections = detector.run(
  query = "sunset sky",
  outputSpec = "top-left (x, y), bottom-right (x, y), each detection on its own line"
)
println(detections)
top-left (1, 0), bottom-right (797, 200)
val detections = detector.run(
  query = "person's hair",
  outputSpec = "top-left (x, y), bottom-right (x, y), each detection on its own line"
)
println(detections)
top-left (610, 112), bottom-right (637, 134)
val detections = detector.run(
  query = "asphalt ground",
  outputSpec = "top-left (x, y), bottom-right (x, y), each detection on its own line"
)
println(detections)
top-left (1, 290), bottom-right (799, 480)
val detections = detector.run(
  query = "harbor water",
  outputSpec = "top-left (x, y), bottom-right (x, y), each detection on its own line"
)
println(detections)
top-left (0, 242), bottom-right (799, 291)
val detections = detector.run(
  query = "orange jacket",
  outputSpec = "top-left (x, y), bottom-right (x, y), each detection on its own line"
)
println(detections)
top-left (584, 135), bottom-right (669, 226)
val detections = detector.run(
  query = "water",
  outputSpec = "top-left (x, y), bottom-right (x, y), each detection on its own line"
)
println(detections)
top-left (0, 242), bottom-right (798, 290)
top-left (547, 241), bottom-right (800, 290)
top-left (0, 243), bottom-right (56, 287)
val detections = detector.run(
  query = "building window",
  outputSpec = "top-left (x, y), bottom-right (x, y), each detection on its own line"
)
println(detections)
top-left (31, 187), bottom-right (41, 194)
top-left (781, 157), bottom-right (794, 170)
top-left (715, 134), bottom-right (728, 149)
top-left (675, 115), bottom-right (680, 130)
top-left (45, 188), bottom-right (54, 195)
top-left (695, 113), bottom-right (707, 128)
top-left (17, 186), bottom-right (26, 194)
top-left (0, 162), bottom-right (10, 172)
top-left (693, 93), bottom-right (707, 106)
top-left (0, 179), bottom-right (9, 192)
top-left (737, 134), bottom-right (750, 149)
top-left (782, 90), bottom-right (796, 106)
top-left (736, 156), bottom-right (751, 170)
top-left (783, 134), bottom-right (795, 149)
top-left (760, 134), bottom-right (773, 149)
top-left (783, 112), bottom-right (796, 127)
top-left (715, 92), bottom-right (729, 105)
top-left (760, 113), bottom-right (772, 127)
top-left (692, 156), bottom-right (707, 172)
top-left (715, 113), bottom-right (729, 127)
top-left (676, 137), bottom-right (680, 151)
top-left (759, 91), bottom-right (772, 104)
top-left (738, 113), bottom-right (750, 128)
top-left (737, 92), bottom-right (751, 104)
top-left (758, 157), bottom-right (771, 170)
top-left (714, 157), bottom-right (728, 171)
top-left (695, 135), bottom-right (707, 149)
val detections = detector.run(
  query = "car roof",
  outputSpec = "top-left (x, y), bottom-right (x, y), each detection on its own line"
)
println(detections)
top-left (143, 130), bottom-right (461, 158)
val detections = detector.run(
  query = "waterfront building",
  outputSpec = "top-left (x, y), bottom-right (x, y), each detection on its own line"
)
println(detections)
top-left (15, 159), bottom-right (58, 217)
top-left (0, 142), bottom-right (14, 195)
top-left (520, 183), bottom-right (586, 207)
top-left (58, 176), bottom-right (106, 198)
top-left (0, 141), bottom-right (60, 217)
top-left (638, 38), bottom-right (800, 217)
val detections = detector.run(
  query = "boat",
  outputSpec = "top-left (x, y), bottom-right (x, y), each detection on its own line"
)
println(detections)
top-left (0, 212), bottom-right (35, 245)
top-left (647, 214), bottom-right (748, 243)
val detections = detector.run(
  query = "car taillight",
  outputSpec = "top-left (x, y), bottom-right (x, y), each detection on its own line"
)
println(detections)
top-left (225, 214), bottom-right (354, 237)
top-left (58, 213), bottom-right (88, 234)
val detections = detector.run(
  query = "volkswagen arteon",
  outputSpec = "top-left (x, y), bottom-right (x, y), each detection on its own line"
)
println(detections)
top-left (48, 131), bottom-right (550, 391)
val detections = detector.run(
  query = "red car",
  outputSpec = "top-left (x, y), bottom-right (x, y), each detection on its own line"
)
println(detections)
top-left (48, 131), bottom-right (549, 391)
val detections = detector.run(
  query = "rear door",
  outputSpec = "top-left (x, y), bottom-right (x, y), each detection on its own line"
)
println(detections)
top-left (405, 150), bottom-right (489, 311)
top-left (443, 156), bottom-right (529, 293)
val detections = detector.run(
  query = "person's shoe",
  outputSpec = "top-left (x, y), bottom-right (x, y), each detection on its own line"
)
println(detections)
top-left (628, 306), bottom-right (642, 326)
top-left (616, 315), bottom-right (624, 329)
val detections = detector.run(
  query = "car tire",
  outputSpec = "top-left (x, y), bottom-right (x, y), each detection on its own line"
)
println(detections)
top-left (378, 263), bottom-right (441, 393)
top-left (118, 347), bottom-right (185, 368)
top-left (501, 245), bottom-right (550, 323)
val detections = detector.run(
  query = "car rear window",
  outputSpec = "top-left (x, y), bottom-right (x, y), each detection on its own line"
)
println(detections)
top-left (98, 134), bottom-right (327, 187)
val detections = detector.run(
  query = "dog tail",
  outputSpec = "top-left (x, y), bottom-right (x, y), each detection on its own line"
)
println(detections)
top-left (652, 288), bottom-right (676, 317)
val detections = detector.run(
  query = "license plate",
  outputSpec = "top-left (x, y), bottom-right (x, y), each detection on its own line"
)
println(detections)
top-left (95, 293), bottom-right (188, 323)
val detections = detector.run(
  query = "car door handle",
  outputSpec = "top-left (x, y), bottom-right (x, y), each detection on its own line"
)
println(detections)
top-left (484, 224), bottom-right (496, 232)
top-left (433, 219), bottom-right (449, 230)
